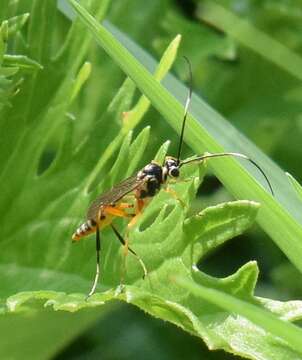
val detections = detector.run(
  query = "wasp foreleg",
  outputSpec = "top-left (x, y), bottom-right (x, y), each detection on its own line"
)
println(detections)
top-left (164, 187), bottom-right (186, 207)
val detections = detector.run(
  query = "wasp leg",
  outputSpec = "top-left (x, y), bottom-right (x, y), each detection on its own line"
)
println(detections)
top-left (118, 202), bottom-right (134, 209)
top-left (164, 187), bottom-right (186, 207)
top-left (121, 194), bottom-right (136, 203)
top-left (86, 225), bottom-right (101, 299)
top-left (111, 223), bottom-right (147, 280)
top-left (127, 198), bottom-right (145, 228)
top-left (104, 205), bottom-right (132, 218)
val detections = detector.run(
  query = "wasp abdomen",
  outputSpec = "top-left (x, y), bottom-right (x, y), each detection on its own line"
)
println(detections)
top-left (72, 219), bottom-right (97, 241)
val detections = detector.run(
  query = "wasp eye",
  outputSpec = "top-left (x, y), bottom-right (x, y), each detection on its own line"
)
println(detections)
top-left (169, 167), bottom-right (179, 177)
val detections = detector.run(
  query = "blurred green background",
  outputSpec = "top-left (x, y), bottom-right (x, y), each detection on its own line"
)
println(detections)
top-left (1, 0), bottom-right (302, 358)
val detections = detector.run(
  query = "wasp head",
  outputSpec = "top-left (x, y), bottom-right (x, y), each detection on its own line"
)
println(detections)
top-left (163, 157), bottom-right (180, 180)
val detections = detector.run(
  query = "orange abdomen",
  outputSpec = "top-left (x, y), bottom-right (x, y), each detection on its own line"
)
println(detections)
top-left (72, 213), bottom-right (114, 241)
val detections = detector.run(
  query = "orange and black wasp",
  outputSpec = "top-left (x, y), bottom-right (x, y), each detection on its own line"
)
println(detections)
top-left (72, 57), bottom-right (273, 298)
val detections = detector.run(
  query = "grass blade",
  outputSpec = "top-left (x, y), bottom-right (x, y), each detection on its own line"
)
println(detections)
top-left (197, 1), bottom-right (302, 81)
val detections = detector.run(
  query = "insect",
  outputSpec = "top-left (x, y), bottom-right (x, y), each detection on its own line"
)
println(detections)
top-left (72, 57), bottom-right (273, 298)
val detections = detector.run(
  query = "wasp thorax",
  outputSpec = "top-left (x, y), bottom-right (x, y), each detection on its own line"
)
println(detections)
top-left (137, 162), bottom-right (163, 183)
top-left (136, 162), bottom-right (163, 198)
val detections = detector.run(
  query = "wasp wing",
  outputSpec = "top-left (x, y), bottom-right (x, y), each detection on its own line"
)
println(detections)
top-left (86, 174), bottom-right (145, 221)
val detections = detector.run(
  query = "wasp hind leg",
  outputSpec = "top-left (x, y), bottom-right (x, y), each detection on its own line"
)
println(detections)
top-left (86, 225), bottom-right (101, 300)
top-left (110, 223), bottom-right (147, 283)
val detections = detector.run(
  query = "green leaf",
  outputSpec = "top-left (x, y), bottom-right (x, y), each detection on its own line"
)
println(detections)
top-left (0, 2), bottom-right (118, 357)
top-left (0, 66), bottom-right (18, 76)
top-left (3, 54), bottom-right (43, 71)
top-left (0, 6), bottom-right (185, 356)
top-left (83, 32), bottom-right (181, 193)
top-left (6, 13), bottom-right (30, 36)
top-left (0, 305), bottom-right (106, 359)
top-left (70, 61), bottom-right (91, 102)
top-left (0, 20), bottom-right (8, 59)
top-left (4, 193), bottom-right (302, 359)
top-left (0, 13), bottom-right (42, 112)
top-left (67, 0), bottom-right (302, 278)
top-left (122, 33), bottom-right (181, 132)
top-left (184, 200), bottom-right (260, 264)
top-left (287, 172), bottom-right (302, 202)
top-left (175, 276), bottom-right (302, 356)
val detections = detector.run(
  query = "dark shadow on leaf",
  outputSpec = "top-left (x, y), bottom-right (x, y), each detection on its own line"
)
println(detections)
top-left (37, 147), bottom-right (57, 175)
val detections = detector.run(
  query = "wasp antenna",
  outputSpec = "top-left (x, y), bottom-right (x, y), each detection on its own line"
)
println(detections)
top-left (180, 152), bottom-right (274, 196)
top-left (176, 56), bottom-right (193, 164)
